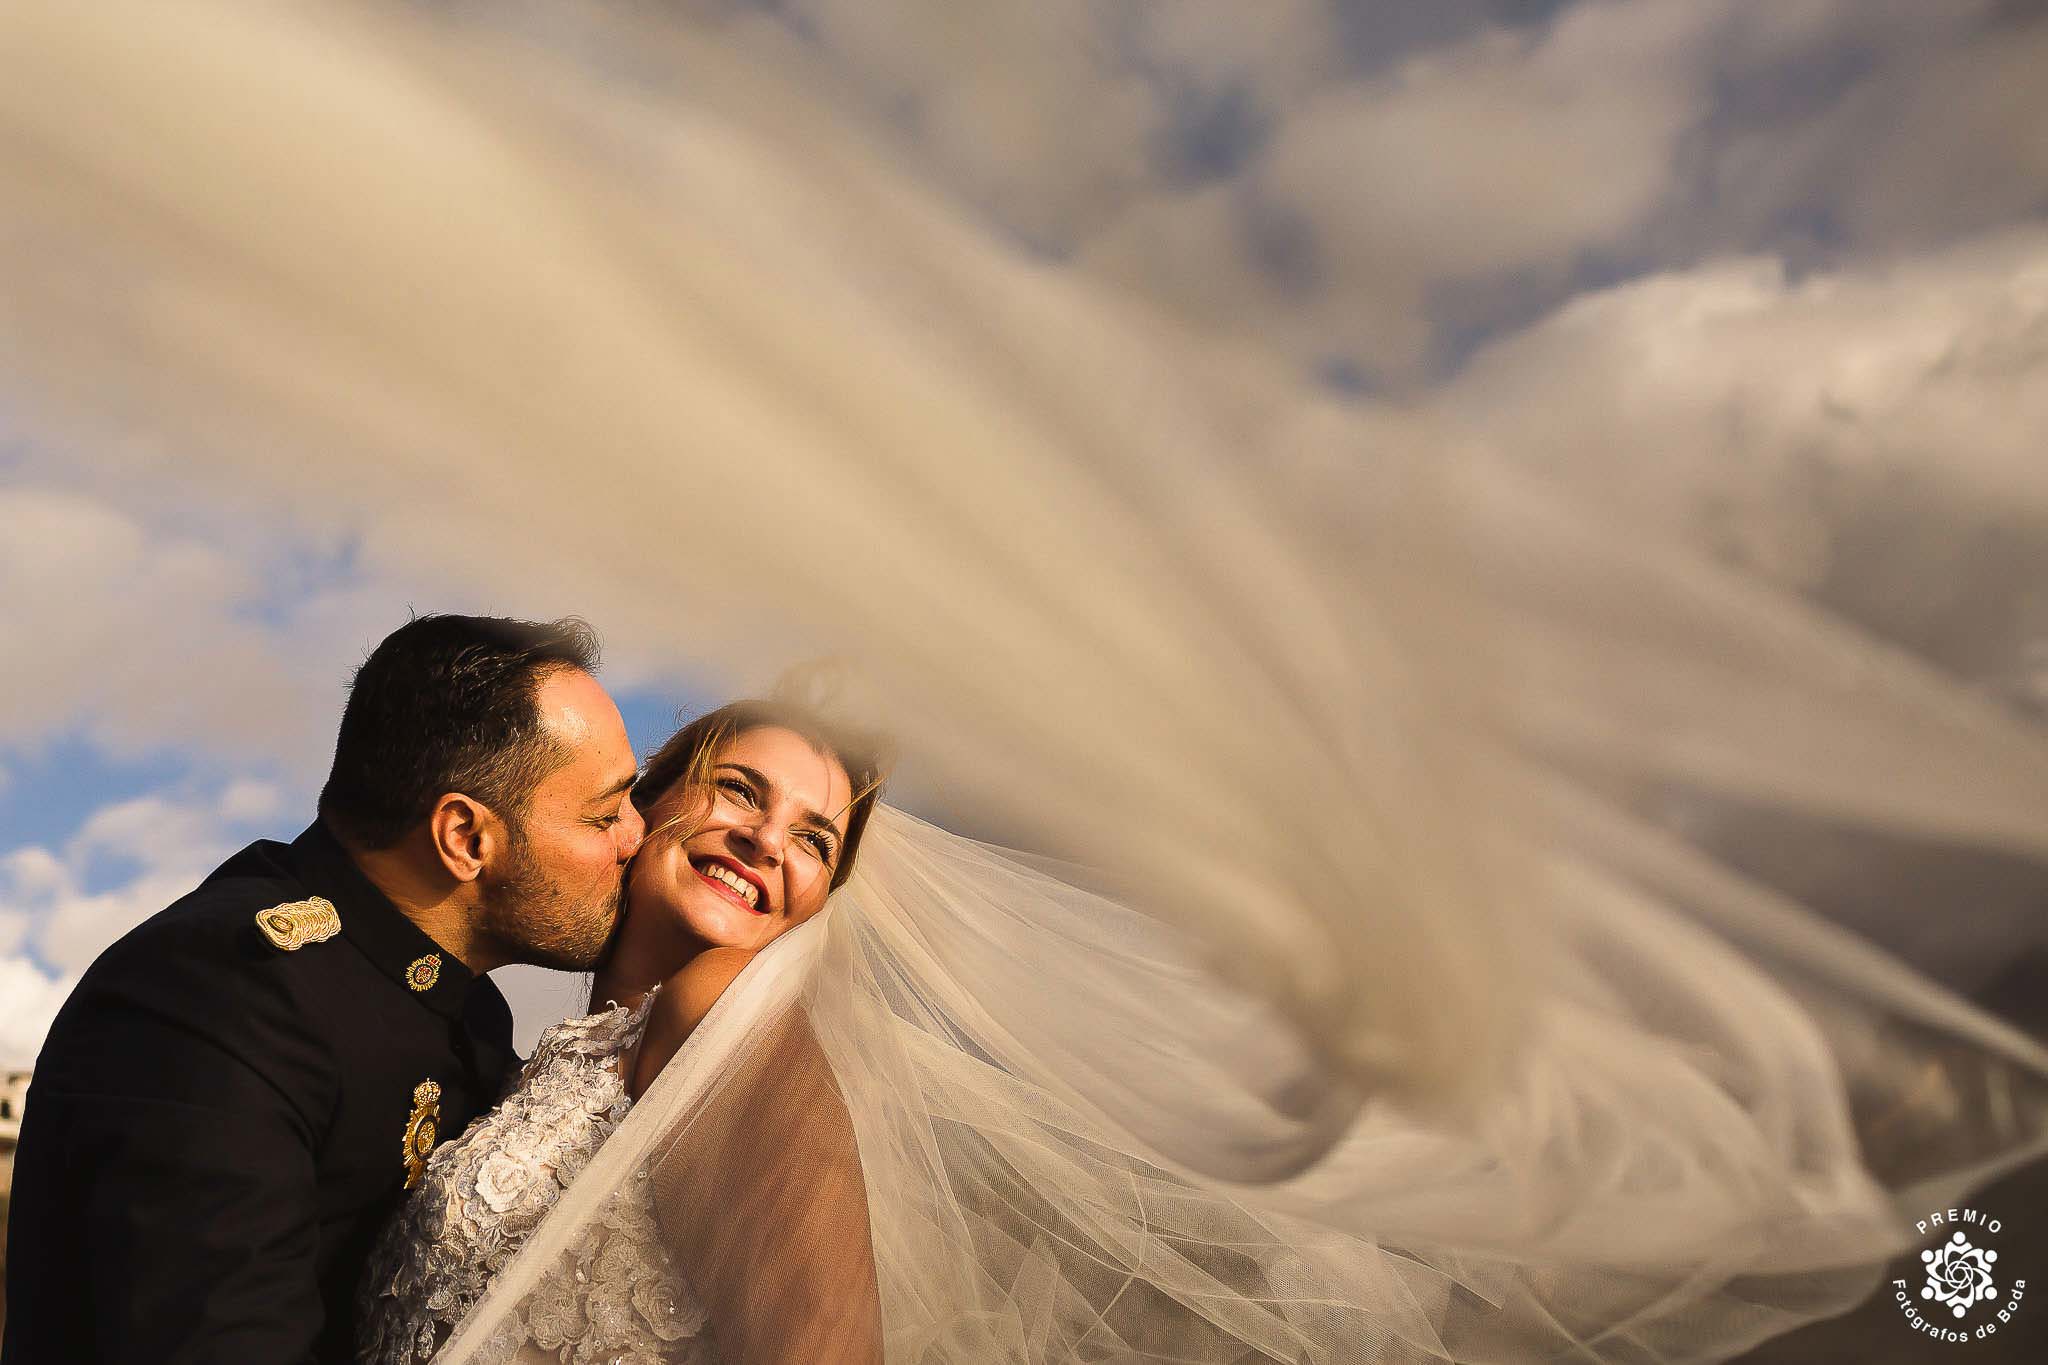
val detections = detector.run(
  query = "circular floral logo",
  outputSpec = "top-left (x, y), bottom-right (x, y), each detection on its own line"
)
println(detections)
top-left (1922, 1231), bottom-right (1999, 1317)
top-left (1893, 1206), bottom-right (2027, 1346)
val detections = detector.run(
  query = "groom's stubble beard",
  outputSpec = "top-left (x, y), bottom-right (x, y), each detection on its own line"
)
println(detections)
top-left (477, 823), bottom-right (626, 971)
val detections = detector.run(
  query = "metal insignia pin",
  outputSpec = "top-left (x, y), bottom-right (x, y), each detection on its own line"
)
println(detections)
top-left (405, 953), bottom-right (442, 992)
top-left (402, 1079), bottom-right (442, 1189)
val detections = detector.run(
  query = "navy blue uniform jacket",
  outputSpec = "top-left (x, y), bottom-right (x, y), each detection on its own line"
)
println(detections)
top-left (2, 821), bottom-right (518, 1363)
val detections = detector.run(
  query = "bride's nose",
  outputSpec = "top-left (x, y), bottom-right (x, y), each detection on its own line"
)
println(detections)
top-left (731, 817), bottom-right (784, 866)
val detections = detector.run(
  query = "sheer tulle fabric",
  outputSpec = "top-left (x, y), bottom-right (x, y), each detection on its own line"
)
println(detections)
top-left (4, 3), bottom-right (2048, 1361)
top-left (437, 804), bottom-right (2045, 1364)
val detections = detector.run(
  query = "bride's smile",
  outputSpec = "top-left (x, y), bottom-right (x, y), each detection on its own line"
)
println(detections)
top-left (691, 855), bottom-right (767, 913)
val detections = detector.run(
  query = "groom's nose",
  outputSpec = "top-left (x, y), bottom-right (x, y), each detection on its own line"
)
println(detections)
top-left (615, 795), bottom-right (646, 860)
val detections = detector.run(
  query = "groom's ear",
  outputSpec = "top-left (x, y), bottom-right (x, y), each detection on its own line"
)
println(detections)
top-left (428, 791), bottom-right (497, 883)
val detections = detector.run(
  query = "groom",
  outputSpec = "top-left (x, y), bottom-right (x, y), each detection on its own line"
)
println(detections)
top-left (2, 614), bottom-right (646, 1364)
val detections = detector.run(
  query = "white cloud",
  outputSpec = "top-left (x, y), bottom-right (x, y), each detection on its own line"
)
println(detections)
top-left (1245, 2), bottom-right (1714, 367)
top-left (1443, 228), bottom-right (2048, 551)
top-left (1416, 226), bottom-right (2048, 694)
top-left (0, 848), bottom-right (68, 908)
top-left (0, 486), bottom-right (337, 774)
top-left (68, 786), bottom-right (278, 882)
top-left (0, 954), bottom-right (77, 1067)
top-left (219, 777), bottom-right (287, 824)
top-left (0, 470), bottom-right (678, 786)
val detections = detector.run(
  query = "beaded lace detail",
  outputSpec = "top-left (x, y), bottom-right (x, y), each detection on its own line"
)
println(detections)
top-left (358, 991), bottom-right (713, 1364)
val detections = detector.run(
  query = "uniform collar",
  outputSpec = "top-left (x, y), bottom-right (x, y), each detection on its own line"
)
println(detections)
top-left (289, 820), bottom-right (482, 1021)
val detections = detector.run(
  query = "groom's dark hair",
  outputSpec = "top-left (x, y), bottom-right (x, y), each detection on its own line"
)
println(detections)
top-left (319, 613), bottom-right (602, 850)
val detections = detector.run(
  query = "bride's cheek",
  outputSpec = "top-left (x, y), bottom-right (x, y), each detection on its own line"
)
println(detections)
top-left (645, 860), bottom-right (695, 926)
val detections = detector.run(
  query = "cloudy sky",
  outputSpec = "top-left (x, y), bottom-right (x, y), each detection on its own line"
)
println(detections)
top-left (3, 0), bottom-right (2046, 1061)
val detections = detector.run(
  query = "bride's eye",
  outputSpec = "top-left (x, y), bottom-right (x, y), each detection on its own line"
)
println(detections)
top-left (715, 776), bottom-right (757, 806)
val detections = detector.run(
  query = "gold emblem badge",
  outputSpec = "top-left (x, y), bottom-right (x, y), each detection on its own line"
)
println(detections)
top-left (402, 1079), bottom-right (442, 1189)
top-left (254, 897), bottom-right (341, 951)
top-left (404, 953), bottom-right (442, 993)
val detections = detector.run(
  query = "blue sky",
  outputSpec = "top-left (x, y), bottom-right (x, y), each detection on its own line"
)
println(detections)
top-left (4, 0), bottom-right (2046, 1060)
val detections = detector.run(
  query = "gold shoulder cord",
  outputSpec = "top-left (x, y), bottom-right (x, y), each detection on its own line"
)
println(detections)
top-left (254, 897), bottom-right (341, 951)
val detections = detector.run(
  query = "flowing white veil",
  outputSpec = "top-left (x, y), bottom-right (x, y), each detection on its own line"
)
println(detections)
top-left (4, 2), bottom-right (2048, 1360)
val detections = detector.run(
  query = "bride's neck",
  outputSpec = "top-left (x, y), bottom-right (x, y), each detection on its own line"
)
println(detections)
top-left (588, 960), bottom-right (653, 1013)
top-left (588, 912), bottom-right (702, 1012)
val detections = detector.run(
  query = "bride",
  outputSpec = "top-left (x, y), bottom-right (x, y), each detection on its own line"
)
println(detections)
top-left (359, 695), bottom-right (891, 1364)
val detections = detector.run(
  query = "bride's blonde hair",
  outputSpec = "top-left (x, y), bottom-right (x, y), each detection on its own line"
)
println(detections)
top-left (632, 665), bottom-right (891, 891)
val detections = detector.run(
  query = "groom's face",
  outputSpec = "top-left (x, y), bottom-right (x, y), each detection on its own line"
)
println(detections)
top-left (476, 666), bottom-right (645, 970)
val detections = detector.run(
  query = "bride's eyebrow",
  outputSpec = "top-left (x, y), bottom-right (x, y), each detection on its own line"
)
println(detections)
top-left (716, 762), bottom-right (844, 835)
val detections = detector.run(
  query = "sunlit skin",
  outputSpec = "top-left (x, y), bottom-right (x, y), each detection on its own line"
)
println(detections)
top-left (591, 725), bottom-right (853, 1020)
top-left (350, 666), bottom-right (646, 973)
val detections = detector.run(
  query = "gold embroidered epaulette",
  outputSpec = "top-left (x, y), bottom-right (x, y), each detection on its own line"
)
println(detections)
top-left (254, 896), bottom-right (342, 951)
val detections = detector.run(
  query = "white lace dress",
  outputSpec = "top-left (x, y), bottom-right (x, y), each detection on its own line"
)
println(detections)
top-left (358, 991), bottom-right (714, 1365)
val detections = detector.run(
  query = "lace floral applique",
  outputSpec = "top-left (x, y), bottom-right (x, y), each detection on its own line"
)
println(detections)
top-left (357, 990), bottom-right (713, 1364)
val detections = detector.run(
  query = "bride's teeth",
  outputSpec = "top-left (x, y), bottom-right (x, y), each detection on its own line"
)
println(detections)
top-left (703, 863), bottom-right (758, 907)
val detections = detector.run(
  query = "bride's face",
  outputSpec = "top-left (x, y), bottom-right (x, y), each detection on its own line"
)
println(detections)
top-left (628, 725), bottom-right (853, 954)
